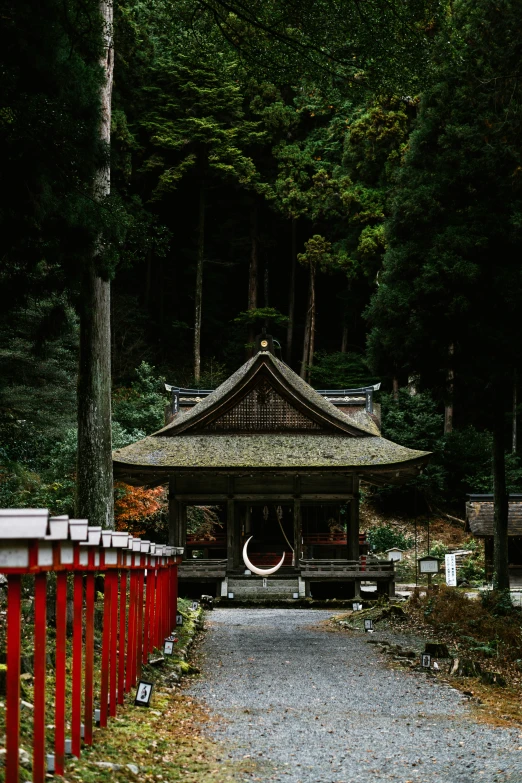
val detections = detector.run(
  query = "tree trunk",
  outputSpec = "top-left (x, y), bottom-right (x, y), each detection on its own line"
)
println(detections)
top-left (392, 376), bottom-right (399, 401)
top-left (307, 264), bottom-right (316, 383)
top-left (300, 262), bottom-right (315, 380)
top-left (76, 0), bottom-right (114, 529)
top-left (444, 343), bottom-right (454, 434)
top-left (493, 400), bottom-right (509, 590)
top-left (247, 202), bottom-right (258, 356)
top-left (194, 181), bottom-right (205, 382)
top-left (263, 263), bottom-right (269, 307)
top-left (341, 324), bottom-right (348, 353)
top-left (513, 370), bottom-right (517, 454)
top-left (286, 217), bottom-right (297, 364)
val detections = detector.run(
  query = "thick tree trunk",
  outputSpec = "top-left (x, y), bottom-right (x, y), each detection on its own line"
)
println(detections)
top-left (76, 0), bottom-right (114, 528)
top-left (444, 343), bottom-right (454, 434)
top-left (513, 371), bottom-right (517, 454)
top-left (286, 217), bottom-right (297, 364)
top-left (194, 182), bottom-right (205, 382)
top-left (300, 263), bottom-right (315, 380)
top-left (77, 270), bottom-right (113, 527)
top-left (493, 402), bottom-right (510, 590)
top-left (247, 203), bottom-right (258, 356)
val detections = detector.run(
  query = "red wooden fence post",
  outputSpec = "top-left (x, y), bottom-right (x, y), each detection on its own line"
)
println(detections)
top-left (118, 568), bottom-right (127, 705)
top-left (125, 567), bottom-right (137, 692)
top-left (54, 570), bottom-right (68, 775)
top-left (33, 571), bottom-right (47, 783)
top-left (71, 569), bottom-right (83, 757)
top-left (172, 561), bottom-right (178, 631)
top-left (143, 554), bottom-right (153, 662)
top-left (6, 574), bottom-right (22, 783)
top-left (136, 569), bottom-right (145, 679)
top-left (84, 564), bottom-right (95, 745)
top-left (109, 570), bottom-right (119, 717)
top-left (149, 565), bottom-right (157, 653)
top-left (99, 568), bottom-right (112, 728)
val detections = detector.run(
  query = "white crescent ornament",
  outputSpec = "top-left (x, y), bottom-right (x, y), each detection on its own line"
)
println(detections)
top-left (242, 536), bottom-right (285, 576)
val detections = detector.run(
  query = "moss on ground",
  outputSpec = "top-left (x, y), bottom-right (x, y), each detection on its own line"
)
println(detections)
top-left (0, 599), bottom-right (256, 782)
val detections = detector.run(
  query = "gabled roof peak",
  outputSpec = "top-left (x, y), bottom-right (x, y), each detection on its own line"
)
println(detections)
top-left (155, 351), bottom-right (378, 437)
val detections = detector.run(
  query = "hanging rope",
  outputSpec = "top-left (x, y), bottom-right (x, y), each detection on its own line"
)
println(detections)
top-left (275, 505), bottom-right (295, 564)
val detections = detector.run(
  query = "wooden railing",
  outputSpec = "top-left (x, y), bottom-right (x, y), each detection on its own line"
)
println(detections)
top-left (186, 534), bottom-right (226, 547)
top-left (303, 533), bottom-right (368, 546)
top-left (299, 557), bottom-right (394, 577)
top-left (0, 509), bottom-right (183, 783)
top-left (178, 559), bottom-right (227, 576)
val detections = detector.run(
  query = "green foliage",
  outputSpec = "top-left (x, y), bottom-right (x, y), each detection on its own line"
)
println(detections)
top-left (309, 351), bottom-right (377, 389)
top-left (428, 541), bottom-right (448, 559)
top-left (366, 525), bottom-right (413, 553)
top-left (480, 589), bottom-right (513, 617)
top-left (234, 308), bottom-right (289, 326)
top-left (297, 235), bottom-right (333, 273)
top-left (459, 556), bottom-right (485, 584)
top-left (112, 362), bottom-right (167, 435)
top-left (195, 358), bottom-right (229, 389)
top-left (366, 0), bottom-right (522, 397)
top-left (140, 44), bottom-right (263, 199)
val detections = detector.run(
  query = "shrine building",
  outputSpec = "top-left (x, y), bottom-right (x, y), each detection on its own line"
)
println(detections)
top-left (113, 344), bottom-right (430, 600)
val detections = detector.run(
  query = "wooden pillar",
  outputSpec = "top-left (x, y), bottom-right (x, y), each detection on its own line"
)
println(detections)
top-left (234, 503), bottom-right (242, 568)
top-left (180, 503), bottom-right (187, 560)
top-left (227, 499), bottom-right (235, 572)
top-left (293, 499), bottom-right (301, 568)
top-left (347, 478), bottom-right (360, 561)
top-left (168, 477), bottom-right (180, 547)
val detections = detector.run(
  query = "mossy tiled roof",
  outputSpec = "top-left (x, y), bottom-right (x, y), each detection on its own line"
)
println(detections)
top-left (113, 351), bottom-right (431, 484)
top-left (113, 433), bottom-right (429, 471)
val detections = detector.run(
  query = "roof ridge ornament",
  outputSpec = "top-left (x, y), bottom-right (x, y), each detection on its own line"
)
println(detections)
top-left (255, 329), bottom-right (274, 354)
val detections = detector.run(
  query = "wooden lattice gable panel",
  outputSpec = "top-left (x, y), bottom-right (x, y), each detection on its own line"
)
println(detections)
top-left (153, 352), bottom-right (375, 437)
top-left (204, 376), bottom-right (323, 432)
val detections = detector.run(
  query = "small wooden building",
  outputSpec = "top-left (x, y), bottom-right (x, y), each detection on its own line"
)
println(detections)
top-left (113, 349), bottom-right (430, 599)
top-left (466, 493), bottom-right (522, 585)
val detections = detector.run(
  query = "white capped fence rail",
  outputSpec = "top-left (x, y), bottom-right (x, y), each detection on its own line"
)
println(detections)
top-left (0, 509), bottom-right (183, 782)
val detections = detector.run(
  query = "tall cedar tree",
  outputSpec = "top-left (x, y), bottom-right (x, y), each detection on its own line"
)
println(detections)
top-left (366, 0), bottom-right (522, 588)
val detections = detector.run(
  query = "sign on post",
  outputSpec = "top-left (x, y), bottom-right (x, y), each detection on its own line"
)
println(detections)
top-left (445, 553), bottom-right (457, 586)
top-left (421, 653), bottom-right (431, 669)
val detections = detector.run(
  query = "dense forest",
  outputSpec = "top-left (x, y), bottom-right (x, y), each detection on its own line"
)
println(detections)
top-left (1, 0), bottom-right (522, 583)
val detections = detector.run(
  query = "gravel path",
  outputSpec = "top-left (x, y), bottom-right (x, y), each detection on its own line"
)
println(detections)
top-left (189, 608), bottom-right (522, 783)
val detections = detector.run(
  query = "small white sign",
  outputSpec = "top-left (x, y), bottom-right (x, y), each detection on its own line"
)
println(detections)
top-left (364, 619), bottom-right (373, 632)
top-left (262, 578), bottom-right (267, 588)
top-left (421, 653), bottom-right (431, 669)
top-left (445, 553), bottom-right (457, 586)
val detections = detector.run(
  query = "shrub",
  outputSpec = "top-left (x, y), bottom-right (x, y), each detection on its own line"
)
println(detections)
top-left (309, 351), bottom-right (378, 389)
top-left (366, 524), bottom-right (413, 553)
